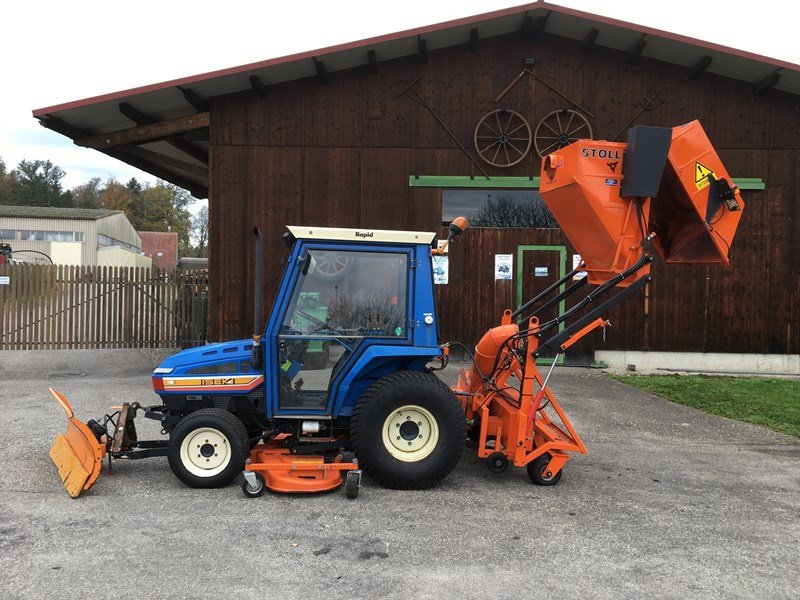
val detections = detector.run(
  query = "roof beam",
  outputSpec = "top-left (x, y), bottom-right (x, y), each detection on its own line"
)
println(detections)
top-left (520, 13), bottom-right (549, 42)
top-left (753, 70), bottom-right (780, 95)
top-left (118, 145), bottom-right (208, 178)
top-left (313, 58), bottom-right (330, 84)
top-left (38, 117), bottom-right (207, 198)
top-left (581, 28), bottom-right (598, 53)
top-left (38, 115), bottom-right (88, 139)
top-left (417, 36), bottom-right (427, 63)
top-left (118, 101), bottom-right (153, 125)
top-left (107, 147), bottom-right (207, 198)
top-left (74, 112), bottom-right (210, 150)
top-left (468, 28), bottom-right (479, 53)
top-left (118, 102), bottom-right (208, 165)
top-left (626, 35), bottom-right (647, 64)
top-left (367, 50), bottom-right (378, 74)
top-left (249, 75), bottom-right (268, 97)
top-left (178, 87), bottom-right (209, 112)
top-left (688, 56), bottom-right (712, 79)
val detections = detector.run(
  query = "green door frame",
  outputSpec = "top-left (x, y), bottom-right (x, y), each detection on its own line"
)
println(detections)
top-left (516, 244), bottom-right (567, 365)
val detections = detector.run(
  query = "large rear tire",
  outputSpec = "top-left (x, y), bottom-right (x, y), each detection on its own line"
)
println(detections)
top-left (168, 408), bottom-right (249, 488)
top-left (350, 371), bottom-right (466, 490)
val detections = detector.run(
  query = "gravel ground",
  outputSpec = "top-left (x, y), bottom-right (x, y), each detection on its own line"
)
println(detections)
top-left (0, 349), bottom-right (798, 599)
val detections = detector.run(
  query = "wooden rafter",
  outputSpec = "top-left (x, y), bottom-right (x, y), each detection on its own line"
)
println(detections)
top-left (417, 36), bottom-right (427, 63)
top-left (468, 28), bottom-right (479, 53)
top-left (119, 145), bottom-right (207, 178)
top-left (753, 71), bottom-right (780, 95)
top-left (367, 50), bottom-right (378, 74)
top-left (179, 87), bottom-right (209, 112)
top-left (689, 56), bottom-right (712, 79)
top-left (74, 112), bottom-right (210, 150)
top-left (520, 13), bottom-right (549, 41)
top-left (249, 75), bottom-right (268, 97)
top-left (313, 58), bottom-right (330, 84)
top-left (39, 116), bottom-right (208, 197)
top-left (119, 102), bottom-right (209, 165)
top-left (626, 35), bottom-right (647, 64)
top-left (581, 28), bottom-right (598, 53)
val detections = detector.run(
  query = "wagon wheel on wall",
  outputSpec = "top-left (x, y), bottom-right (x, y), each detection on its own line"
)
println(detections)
top-left (534, 109), bottom-right (593, 157)
top-left (474, 109), bottom-right (532, 168)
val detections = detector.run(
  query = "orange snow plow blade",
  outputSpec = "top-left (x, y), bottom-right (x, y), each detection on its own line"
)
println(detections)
top-left (540, 120), bottom-right (744, 286)
top-left (48, 388), bottom-right (106, 498)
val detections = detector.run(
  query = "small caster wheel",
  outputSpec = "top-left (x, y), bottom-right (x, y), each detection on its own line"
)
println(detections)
top-left (345, 470), bottom-right (361, 499)
top-left (241, 472), bottom-right (266, 498)
top-left (487, 451), bottom-right (509, 474)
top-left (527, 453), bottom-right (563, 486)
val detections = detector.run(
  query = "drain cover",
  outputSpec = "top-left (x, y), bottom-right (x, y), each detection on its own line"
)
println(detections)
top-left (44, 372), bottom-right (88, 378)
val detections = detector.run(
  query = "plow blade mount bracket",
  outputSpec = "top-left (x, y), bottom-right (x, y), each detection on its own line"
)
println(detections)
top-left (539, 120), bottom-right (744, 285)
top-left (48, 388), bottom-right (106, 498)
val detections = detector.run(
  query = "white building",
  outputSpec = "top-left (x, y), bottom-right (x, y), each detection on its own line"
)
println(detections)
top-left (0, 205), bottom-right (151, 267)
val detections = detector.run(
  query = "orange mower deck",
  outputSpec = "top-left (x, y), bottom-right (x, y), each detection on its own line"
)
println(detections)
top-left (244, 439), bottom-right (360, 495)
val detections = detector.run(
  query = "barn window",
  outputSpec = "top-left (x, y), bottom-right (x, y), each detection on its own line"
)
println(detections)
top-left (441, 189), bottom-right (557, 228)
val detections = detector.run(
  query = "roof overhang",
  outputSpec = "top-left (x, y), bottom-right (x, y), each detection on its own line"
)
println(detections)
top-left (33, 1), bottom-right (800, 198)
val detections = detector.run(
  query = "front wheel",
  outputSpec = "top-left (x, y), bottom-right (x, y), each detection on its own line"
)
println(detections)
top-left (350, 371), bottom-right (466, 490)
top-left (168, 408), bottom-right (249, 488)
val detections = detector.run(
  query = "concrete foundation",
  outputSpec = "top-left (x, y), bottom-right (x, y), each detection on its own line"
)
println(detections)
top-left (595, 350), bottom-right (800, 376)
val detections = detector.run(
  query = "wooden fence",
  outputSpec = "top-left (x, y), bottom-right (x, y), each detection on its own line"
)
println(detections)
top-left (0, 264), bottom-right (208, 350)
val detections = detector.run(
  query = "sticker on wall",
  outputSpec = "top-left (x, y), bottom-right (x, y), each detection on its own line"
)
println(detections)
top-left (534, 267), bottom-right (548, 277)
top-left (436, 239), bottom-right (449, 254)
top-left (572, 254), bottom-right (587, 280)
top-left (432, 255), bottom-right (449, 285)
top-left (0, 276), bottom-right (9, 285)
top-left (494, 254), bottom-right (513, 280)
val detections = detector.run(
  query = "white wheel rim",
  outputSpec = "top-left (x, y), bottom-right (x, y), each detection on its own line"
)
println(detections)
top-left (179, 427), bottom-right (232, 477)
top-left (382, 405), bottom-right (439, 463)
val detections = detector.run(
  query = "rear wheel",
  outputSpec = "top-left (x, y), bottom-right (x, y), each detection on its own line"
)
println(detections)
top-left (168, 408), bottom-right (249, 488)
top-left (350, 371), bottom-right (466, 490)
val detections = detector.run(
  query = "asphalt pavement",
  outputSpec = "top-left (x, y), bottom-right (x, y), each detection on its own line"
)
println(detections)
top-left (0, 349), bottom-right (797, 599)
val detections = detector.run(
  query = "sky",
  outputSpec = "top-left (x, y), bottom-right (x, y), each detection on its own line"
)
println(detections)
top-left (2, 0), bottom-right (798, 215)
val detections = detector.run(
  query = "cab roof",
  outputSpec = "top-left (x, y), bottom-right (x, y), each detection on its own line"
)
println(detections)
top-left (286, 225), bottom-right (436, 245)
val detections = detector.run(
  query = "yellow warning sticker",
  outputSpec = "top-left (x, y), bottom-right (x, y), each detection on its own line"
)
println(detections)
top-left (694, 162), bottom-right (716, 190)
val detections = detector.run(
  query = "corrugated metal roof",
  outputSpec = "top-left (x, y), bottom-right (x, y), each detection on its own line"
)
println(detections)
top-left (0, 205), bottom-right (123, 220)
top-left (32, 1), bottom-right (800, 198)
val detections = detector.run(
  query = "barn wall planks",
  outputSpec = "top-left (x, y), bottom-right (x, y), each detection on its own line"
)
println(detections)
top-left (207, 28), bottom-right (799, 356)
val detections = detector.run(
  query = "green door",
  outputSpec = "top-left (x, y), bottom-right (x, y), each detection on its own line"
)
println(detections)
top-left (516, 245), bottom-right (567, 365)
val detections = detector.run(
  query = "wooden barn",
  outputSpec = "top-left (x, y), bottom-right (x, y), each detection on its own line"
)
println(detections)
top-left (33, 1), bottom-right (800, 363)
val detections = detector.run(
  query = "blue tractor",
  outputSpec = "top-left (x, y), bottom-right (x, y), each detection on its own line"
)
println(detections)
top-left (50, 222), bottom-right (468, 498)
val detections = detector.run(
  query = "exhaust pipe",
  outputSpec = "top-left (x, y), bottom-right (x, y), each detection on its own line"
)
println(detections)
top-left (252, 228), bottom-right (264, 369)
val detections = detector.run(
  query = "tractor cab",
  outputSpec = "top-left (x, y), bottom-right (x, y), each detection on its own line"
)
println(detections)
top-left (149, 225), bottom-right (443, 435)
top-left (261, 226), bottom-right (441, 419)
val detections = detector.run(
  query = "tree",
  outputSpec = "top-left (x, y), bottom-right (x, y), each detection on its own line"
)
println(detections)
top-left (11, 159), bottom-right (72, 207)
top-left (99, 178), bottom-right (134, 213)
top-left (192, 205), bottom-right (209, 257)
top-left (96, 178), bottom-right (195, 256)
top-left (0, 157), bottom-right (17, 204)
top-left (71, 177), bottom-right (103, 208)
top-left (469, 195), bottom-right (558, 228)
